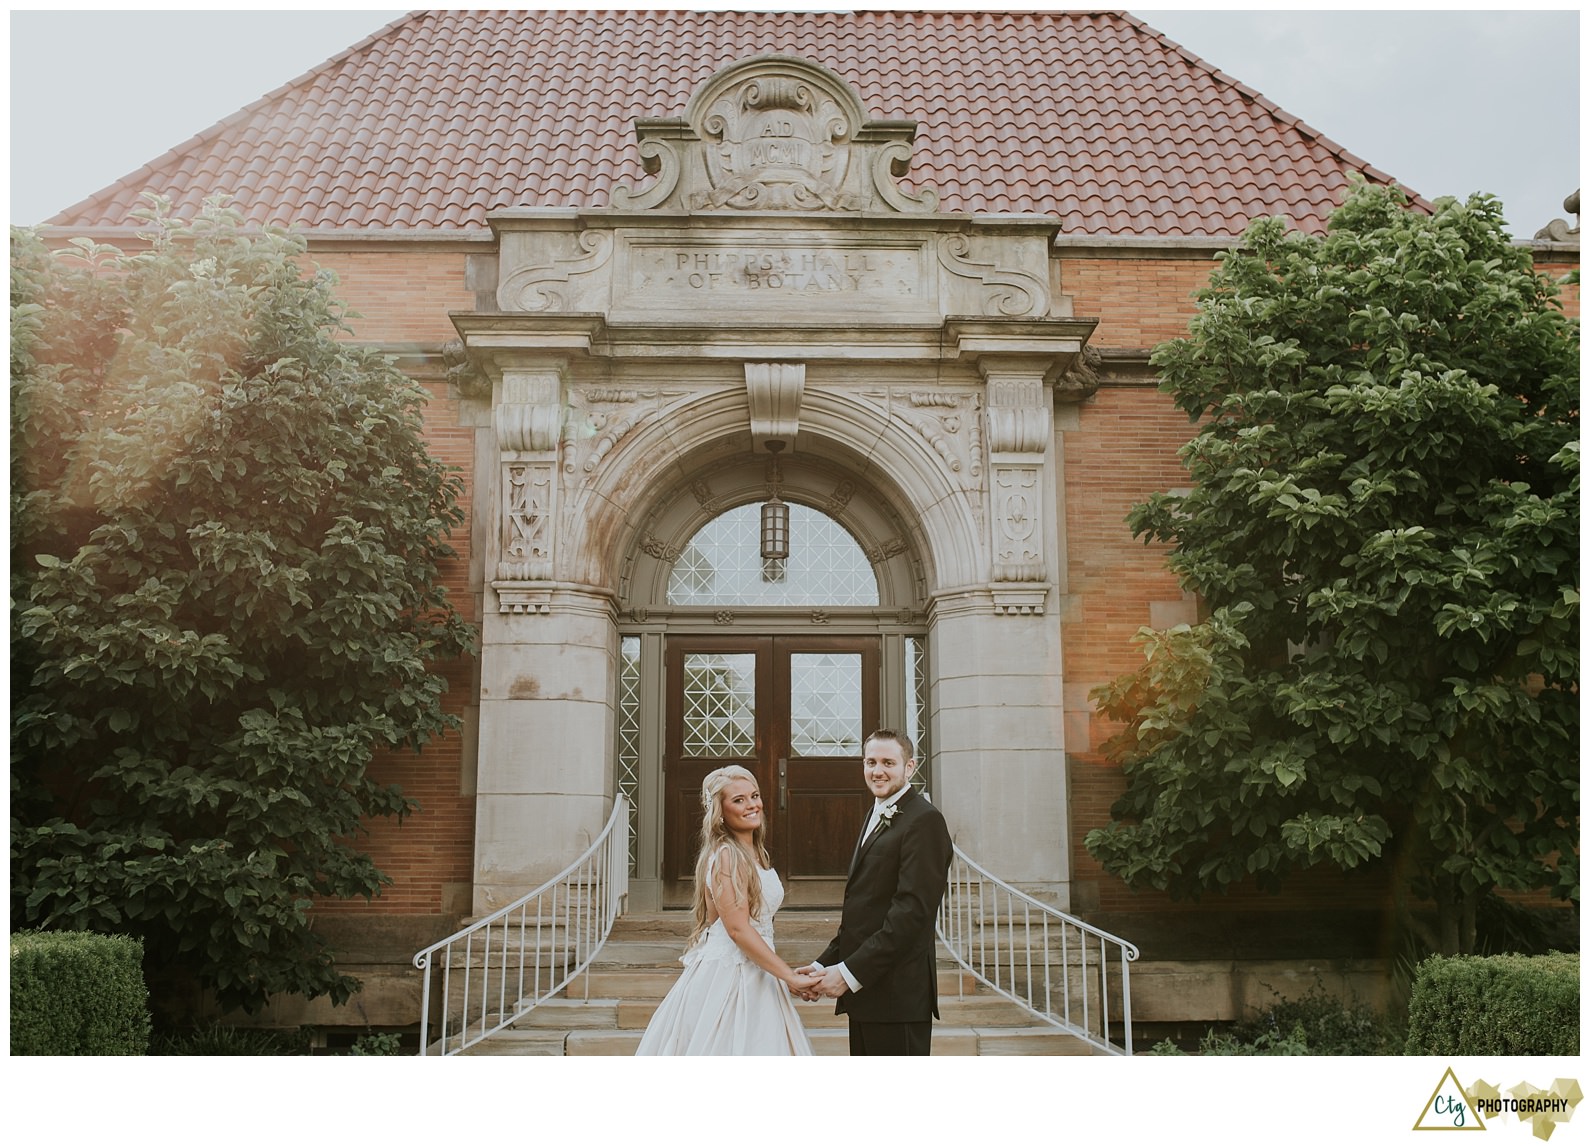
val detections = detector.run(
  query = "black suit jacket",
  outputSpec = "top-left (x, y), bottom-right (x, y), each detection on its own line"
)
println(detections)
top-left (815, 786), bottom-right (952, 1024)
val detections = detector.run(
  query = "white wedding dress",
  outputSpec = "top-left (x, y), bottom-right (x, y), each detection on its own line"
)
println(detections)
top-left (634, 857), bottom-right (814, 1056)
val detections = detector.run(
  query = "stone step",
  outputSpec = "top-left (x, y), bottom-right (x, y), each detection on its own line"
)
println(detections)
top-left (600, 991), bottom-right (1063, 1031)
top-left (553, 1025), bottom-right (1099, 1056)
top-left (449, 1029), bottom-right (569, 1056)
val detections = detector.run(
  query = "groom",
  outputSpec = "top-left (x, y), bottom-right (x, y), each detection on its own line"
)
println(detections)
top-left (797, 728), bottom-right (952, 1055)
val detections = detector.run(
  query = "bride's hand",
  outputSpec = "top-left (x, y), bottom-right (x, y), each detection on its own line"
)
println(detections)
top-left (786, 969), bottom-right (822, 1000)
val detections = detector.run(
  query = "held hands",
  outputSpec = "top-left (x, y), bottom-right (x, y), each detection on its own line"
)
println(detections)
top-left (791, 963), bottom-right (850, 1000)
top-left (786, 967), bottom-right (823, 1001)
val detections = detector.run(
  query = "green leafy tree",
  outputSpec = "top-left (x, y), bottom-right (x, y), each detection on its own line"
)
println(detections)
top-left (1085, 184), bottom-right (1578, 954)
top-left (11, 198), bottom-right (475, 1011)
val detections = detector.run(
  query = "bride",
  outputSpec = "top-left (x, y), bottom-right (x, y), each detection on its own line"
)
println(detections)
top-left (634, 765), bottom-right (817, 1055)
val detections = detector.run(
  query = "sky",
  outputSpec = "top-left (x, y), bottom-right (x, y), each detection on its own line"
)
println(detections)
top-left (7, 6), bottom-right (1582, 238)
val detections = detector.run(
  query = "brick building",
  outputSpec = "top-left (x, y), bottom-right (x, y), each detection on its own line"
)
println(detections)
top-left (44, 10), bottom-right (1579, 1033)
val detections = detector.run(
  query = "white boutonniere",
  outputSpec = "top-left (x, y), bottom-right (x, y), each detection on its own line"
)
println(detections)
top-left (877, 804), bottom-right (899, 831)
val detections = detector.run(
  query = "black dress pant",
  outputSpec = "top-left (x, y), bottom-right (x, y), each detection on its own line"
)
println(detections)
top-left (848, 1020), bottom-right (932, 1056)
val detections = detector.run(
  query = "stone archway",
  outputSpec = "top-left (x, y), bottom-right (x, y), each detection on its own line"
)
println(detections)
top-left (453, 52), bottom-right (1098, 912)
top-left (610, 443), bottom-right (934, 908)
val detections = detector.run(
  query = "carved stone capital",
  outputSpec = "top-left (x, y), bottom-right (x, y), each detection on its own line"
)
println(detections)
top-left (984, 372), bottom-right (1051, 456)
top-left (495, 367), bottom-right (565, 454)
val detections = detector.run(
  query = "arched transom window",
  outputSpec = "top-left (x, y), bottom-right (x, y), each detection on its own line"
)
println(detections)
top-left (666, 503), bottom-right (879, 606)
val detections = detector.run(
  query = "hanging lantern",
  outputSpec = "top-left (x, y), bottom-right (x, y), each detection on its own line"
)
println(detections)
top-left (760, 493), bottom-right (789, 560)
top-left (760, 440), bottom-right (790, 562)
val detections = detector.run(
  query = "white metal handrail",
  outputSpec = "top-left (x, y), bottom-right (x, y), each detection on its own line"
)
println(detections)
top-left (937, 846), bottom-right (1140, 1055)
top-left (412, 797), bottom-right (629, 1056)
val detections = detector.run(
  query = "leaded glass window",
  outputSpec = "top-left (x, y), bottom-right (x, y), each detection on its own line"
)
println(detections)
top-left (667, 504), bottom-right (878, 606)
top-left (790, 652), bottom-right (862, 756)
top-left (618, 637), bottom-right (642, 872)
top-left (682, 653), bottom-right (756, 756)
top-left (908, 635), bottom-right (932, 794)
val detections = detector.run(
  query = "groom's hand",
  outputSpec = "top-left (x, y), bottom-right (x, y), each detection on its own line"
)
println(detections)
top-left (812, 966), bottom-right (850, 999)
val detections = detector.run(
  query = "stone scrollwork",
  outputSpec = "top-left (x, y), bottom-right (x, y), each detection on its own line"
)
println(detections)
top-left (821, 479), bottom-right (856, 515)
top-left (641, 535), bottom-right (682, 563)
top-left (936, 234), bottom-right (1049, 317)
top-left (495, 401), bottom-right (564, 454)
top-left (497, 231), bottom-right (614, 312)
top-left (611, 137), bottom-right (684, 211)
top-left (864, 536), bottom-right (908, 565)
top-left (1533, 188), bottom-right (1580, 243)
top-left (871, 138), bottom-right (939, 215)
top-left (908, 411), bottom-right (961, 474)
top-left (582, 406), bottom-right (659, 474)
top-left (492, 368), bottom-right (565, 613)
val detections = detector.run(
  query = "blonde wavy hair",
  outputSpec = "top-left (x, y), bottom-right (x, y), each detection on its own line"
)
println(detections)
top-left (688, 765), bottom-right (771, 947)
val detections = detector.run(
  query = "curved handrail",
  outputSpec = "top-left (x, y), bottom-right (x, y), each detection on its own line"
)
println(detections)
top-left (413, 797), bottom-right (628, 1055)
top-left (937, 845), bottom-right (1140, 1055)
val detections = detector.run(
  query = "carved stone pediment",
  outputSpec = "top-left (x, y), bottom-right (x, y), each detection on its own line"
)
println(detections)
top-left (612, 55), bottom-right (937, 215)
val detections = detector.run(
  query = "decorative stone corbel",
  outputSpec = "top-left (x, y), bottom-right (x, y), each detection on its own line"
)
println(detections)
top-left (746, 362), bottom-right (806, 452)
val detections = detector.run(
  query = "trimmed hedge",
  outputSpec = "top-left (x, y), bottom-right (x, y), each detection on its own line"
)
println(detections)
top-left (1405, 951), bottom-right (1579, 1056)
top-left (11, 931), bottom-right (152, 1055)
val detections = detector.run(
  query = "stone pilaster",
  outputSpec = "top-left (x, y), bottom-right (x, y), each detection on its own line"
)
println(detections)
top-left (981, 357), bottom-right (1052, 615)
top-left (492, 364), bottom-right (565, 613)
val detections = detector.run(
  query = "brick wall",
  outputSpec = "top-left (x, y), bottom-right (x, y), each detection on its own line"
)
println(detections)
top-left (310, 247), bottom-right (477, 343)
top-left (1061, 257), bottom-right (1212, 348)
top-left (306, 247), bottom-right (481, 917)
top-left (1534, 257), bottom-right (1580, 318)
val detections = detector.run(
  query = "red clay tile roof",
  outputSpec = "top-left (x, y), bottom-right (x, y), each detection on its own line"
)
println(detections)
top-left (50, 10), bottom-right (1418, 238)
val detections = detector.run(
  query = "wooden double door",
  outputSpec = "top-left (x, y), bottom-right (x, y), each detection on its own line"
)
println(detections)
top-left (663, 634), bottom-right (879, 905)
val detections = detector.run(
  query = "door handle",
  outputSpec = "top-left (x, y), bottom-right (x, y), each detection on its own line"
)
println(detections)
top-left (778, 757), bottom-right (788, 812)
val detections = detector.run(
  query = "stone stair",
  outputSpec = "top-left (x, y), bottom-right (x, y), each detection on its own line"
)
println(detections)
top-left (445, 911), bottom-right (1108, 1056)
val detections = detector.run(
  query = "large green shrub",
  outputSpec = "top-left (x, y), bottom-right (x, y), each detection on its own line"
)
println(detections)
top-left (1086, 183), bottom-right (1579, 956)
top-left (11, 930), bottom-right (152, 1054)
top-left (1405, 951), bottom-right (1579, 1055)
top-left (11, 198), bottom-right (474, 1012)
